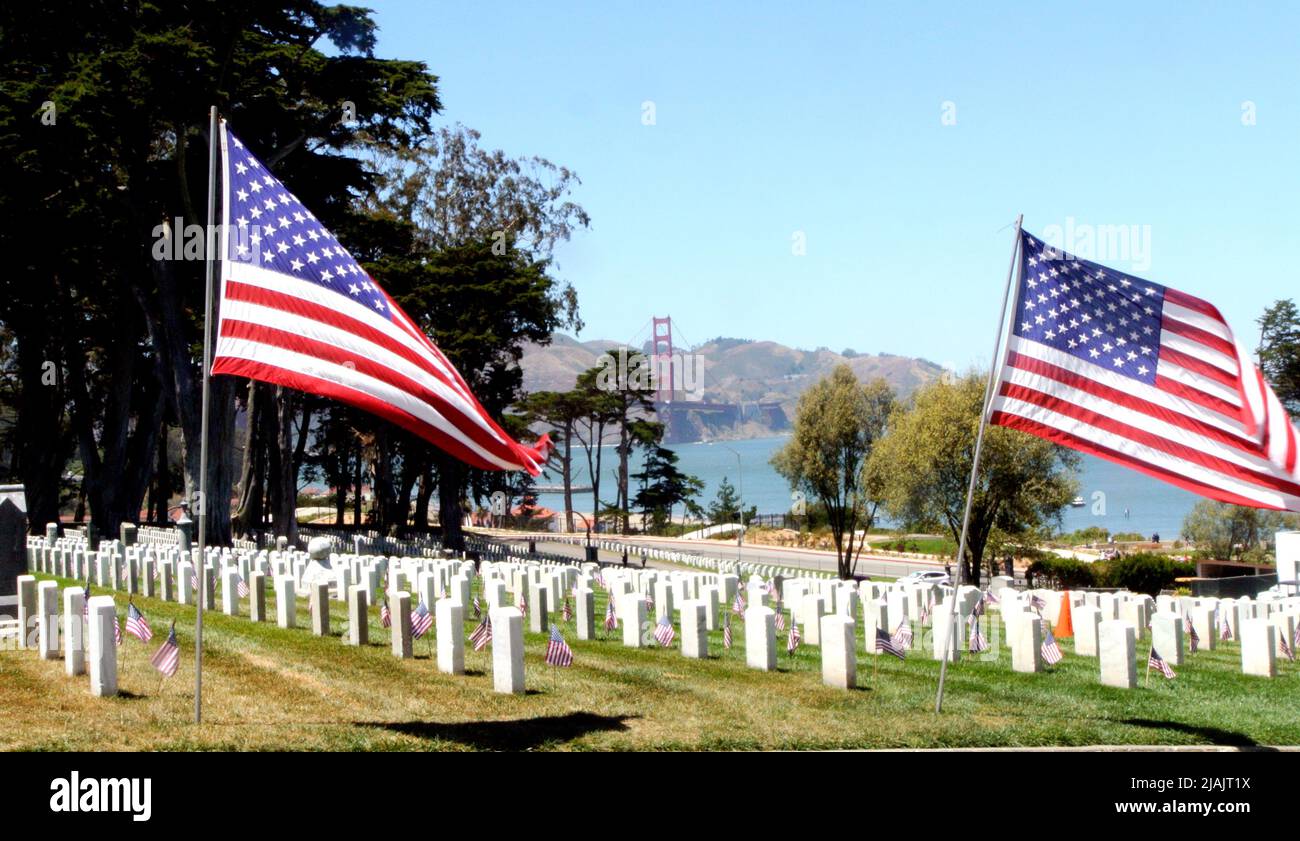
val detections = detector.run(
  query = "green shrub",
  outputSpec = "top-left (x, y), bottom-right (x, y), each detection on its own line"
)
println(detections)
top-left (1094, 552), bottom-right (1195, 596)
top-left (1026, 556), bottom-right (1097, 589)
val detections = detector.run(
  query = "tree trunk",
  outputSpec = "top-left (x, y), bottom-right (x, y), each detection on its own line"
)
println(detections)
top-left (353, 444), bottom-right (363, 526)
top-left (413, 463), bottom-right (434, 530)
top-left (13, 324), bottom-right (68, 533)
top-left (233, 381), bottom-right (266, 537)
top-left (561, 420), bottom-right (574, 533)
top-left (273, 386), bottom-right (298, 544)
top-left (436, 451), bottom-right (465, 551)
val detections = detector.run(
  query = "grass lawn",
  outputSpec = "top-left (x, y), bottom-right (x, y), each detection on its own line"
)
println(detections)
top-left (2, 572), bottom-right (1297, 751)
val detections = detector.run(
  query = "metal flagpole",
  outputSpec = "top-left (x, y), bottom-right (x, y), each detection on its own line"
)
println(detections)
top-left (195, 104), bottom-right (220, 725)
top-left (933, 214), bottom-right (1023, 714)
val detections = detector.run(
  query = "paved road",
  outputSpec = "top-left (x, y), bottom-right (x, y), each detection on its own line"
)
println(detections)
top-left (483, 530), bottom-right (950, 580)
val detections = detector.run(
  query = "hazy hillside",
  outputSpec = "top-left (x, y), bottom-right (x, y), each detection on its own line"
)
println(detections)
top-left (519, 333), bottom-right (946, 439)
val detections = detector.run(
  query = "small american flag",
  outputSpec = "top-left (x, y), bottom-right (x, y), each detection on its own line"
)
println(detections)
top-left (787, 621), bottom-right (801, 654)
top-left (562, 597), bottom-right (572, 623)
top-left (876, 626), bottom-right (906, 660)
top-left (125, 602), bottom-right (153, 643)
top-left (150, 622), bottom-right (180, 678)
top-left (654, 615), bottom-right (675, 647)
top-left (516, 593), bottom-right (527, 618)
top-left (545, 624), bottom-right (573, 667)
top-left (1217, 609), bottom-right (1232, 641)
top-left (1293, 622), bottom-right (1299, 651)
top-left (1041, 620), bottom-right (1063, 665)
top-left (113, 615), bottom-right (121, 647)
top-left (723, 615), bottom-right (732, 650)
top-left (993, 231), bottom-right (1300, 514)
top-left (411, 601), bottom-right (433, 639)
top-left (604, 598), bottom-right (617, 632)
top-left (891, 620), bottom-right (913, 649)
top-left (472, 594), bottom-right (481, 620)
top-left (982, 588), bottom-right (1000, 606)
top-left (470, 615), bottom-right (492, 651)
top-left (774, 609), bottom-right (786, 631)
top-left (82, 582), bottom-right (91, 618)
top-left (644, 592), bottom-right (654, 610)
top-left (1147, 647), bottom-right (1176, 679)
top-left (968, 615), bottom-right (988, 653)
top-left (1187, 614), bottom-right (1200, 652)
top-left (379, 598), bottom-right (391, 628)
top-left (593, 571), bottom-right (605, 589)
top-left (919, 602), bottom-right (931, 625)
top-left (1030, 594), bottom-right (1046, 613)
top-left (732, 592), bottom-right (746, 615)
top-left (237, 576), bottom-right (250, 598)
top-left (1280, 630), bottom-right (1295, 663)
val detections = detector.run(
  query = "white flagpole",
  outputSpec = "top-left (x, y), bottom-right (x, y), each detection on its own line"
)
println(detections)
top-left (195, 104), bottom-right (220, 725)
top-left (933, 214), bottom-right (1023, 714)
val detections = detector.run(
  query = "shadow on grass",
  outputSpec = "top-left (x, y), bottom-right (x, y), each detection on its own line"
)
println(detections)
top-left (1121, 718), bottom-right (1277, 750)
top-left (356, 711), bottom-right (638, 750)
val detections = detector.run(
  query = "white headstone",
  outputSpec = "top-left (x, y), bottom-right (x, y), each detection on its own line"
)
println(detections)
top-left (436, 599), bottom-right (464, 674)
top-left (1151, 612), bottom-right (1185, 666)
top-left (1099, 619), bottom-right (1136, 688)
top-left (490, 607), bottom-right (525, 694)
top-left (275, 576), bottom-right (297, 629)
top-left (745, 605), bottom-right (776, 671)
top-left (821, 614), bottom-right (856, 689)
top-left (63, 586), bottom-right (85, 676)
top-left (86, 596), bottom-right (118, 697)
top-left (1241, 617), bottom-right (1276, 678)
top-left (1073, 605), bottom-right (1101, 657)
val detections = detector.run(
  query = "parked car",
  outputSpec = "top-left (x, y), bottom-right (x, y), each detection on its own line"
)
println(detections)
top-left (901, 570), bottom-right (950, 585)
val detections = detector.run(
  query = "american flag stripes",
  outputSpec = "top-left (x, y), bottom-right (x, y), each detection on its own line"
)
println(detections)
top-left (787, 620), bottom-right (801, 654)
top-left (545, 624), bottom-right (573, 667)
top-left (411, 601), bottom-right (433, 639)
top-left (732, 592), bottom-right (746, 615)
top-left (1218, 609), bottom-right (1232, 641)
top-left (113, 615), bottom-right (121, 647)
top-left (150, 623), bottom-right (180, 678)
top-left (876, 626), bottom-right (906, 660)
top-left (379, 598), bottom-right (391, 628)
top-left (1188, 614), bottom-right (1201, 652)
top-left (982, 588), bottom-right (1000, 606)
top-left (992, 231), bottom-right (1300, 514)
top-left (774, 609), bottom-right (786, 631)
top-left (604, 598), bottom-right (617, 632)
top-left (237, 576), bottom-right (250, 598)
top-left (125, 602), bottom-right (153, 643)
top-left (723, 615), bottom-right (732, 650)
top-left (211, 124), bottom-right (552, 476)
top-left (654, 615), bottom-right (676, 647)
top-left (1030, 594), bottom-right (1047, 612)
top-left (517, 594), bottom-right (527, 618)
top-left (968, 615), bottom-right (988, 653)
top-left (472, 594), bottom-right (481, 620)
top-left (1041, 620), bottom-right (1063, 665)
top-left (891, 620), bottom-right (913, 649)
top-left (470, 616), bottom-right (492, 651)
top-left (562, 597), bottom-right (572, 623)
top-left (1148, 647), bottom-right (1176, 679)
top-left (1280, 630), bottom-right (1295, 663)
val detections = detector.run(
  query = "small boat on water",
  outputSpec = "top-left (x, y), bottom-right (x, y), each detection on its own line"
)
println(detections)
top-left (1070, 496), bottom-right (1086, 507)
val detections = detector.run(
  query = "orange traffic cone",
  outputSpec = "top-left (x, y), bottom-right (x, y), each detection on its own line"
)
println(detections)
top-left (1054, 591), bottom-right (1074, 639)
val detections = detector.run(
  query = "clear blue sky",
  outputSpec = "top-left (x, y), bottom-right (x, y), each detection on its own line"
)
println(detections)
top-left (366, 0), bottom-right (1300, 371)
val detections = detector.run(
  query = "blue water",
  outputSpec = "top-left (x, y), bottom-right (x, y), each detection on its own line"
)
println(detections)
top-left (535, 435), bottom-right (1199, 538)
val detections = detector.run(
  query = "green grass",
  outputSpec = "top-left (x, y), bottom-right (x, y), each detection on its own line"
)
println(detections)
top-left (2, 572), bottom-right (1296, 750)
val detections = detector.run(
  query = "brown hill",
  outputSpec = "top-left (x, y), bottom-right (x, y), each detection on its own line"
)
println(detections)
top-left (519, 334), bottom-right (945, 439)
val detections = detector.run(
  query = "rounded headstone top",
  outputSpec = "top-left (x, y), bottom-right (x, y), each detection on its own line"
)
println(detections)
top-left (307, 536), bottom-right (331, 561)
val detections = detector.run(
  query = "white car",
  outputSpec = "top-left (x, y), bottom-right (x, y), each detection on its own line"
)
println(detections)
top-left (901, 570), bottom-right (950, 585)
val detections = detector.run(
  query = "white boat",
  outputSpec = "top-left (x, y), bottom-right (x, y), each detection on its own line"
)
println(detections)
top-left (1070, 496), bottom-right (1086, 507)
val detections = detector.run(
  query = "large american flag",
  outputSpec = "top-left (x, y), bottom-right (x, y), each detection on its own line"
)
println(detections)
top-left (992, 231), bottom-right (1300, 512)
top-left (211, 124), bottom-right (552, 475)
